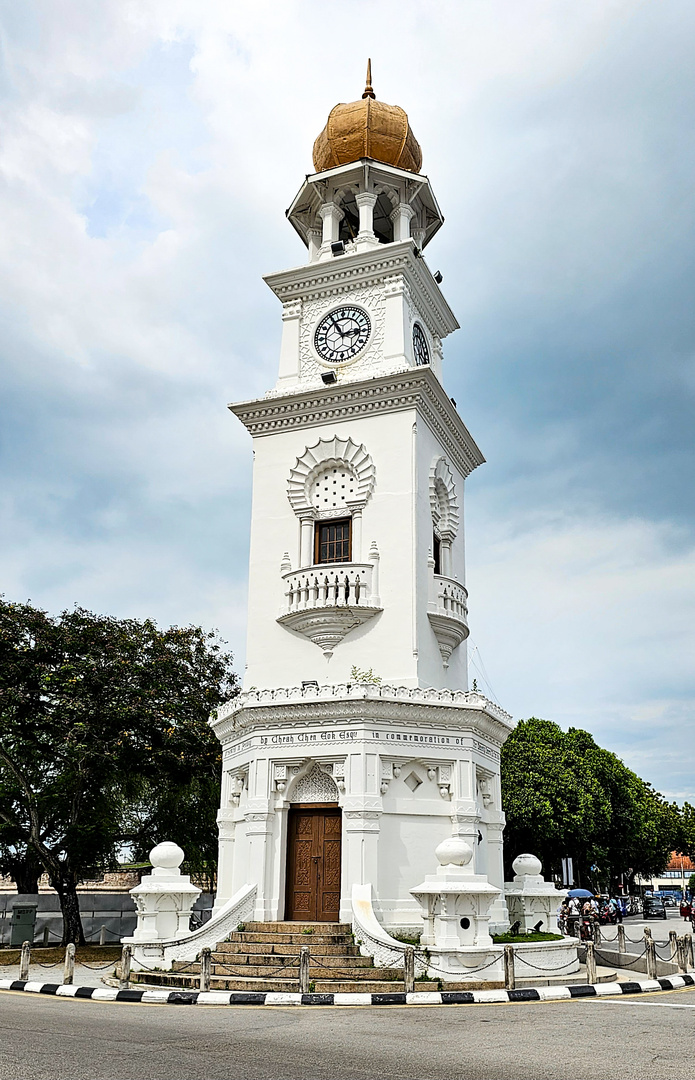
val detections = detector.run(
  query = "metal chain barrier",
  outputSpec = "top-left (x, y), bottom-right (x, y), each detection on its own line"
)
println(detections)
top-left (594, 946), bottom-right (647, 968)
top-left (79, 958), bottom-right (120, 970)
top-left (514, 953), bottom-right (581, 973)
top-left (0, 951), bottom-right (21, 965)
top-left (211, 955), bottom-right (301, 979)
top-left (420, 952), bottom-right (502, 977)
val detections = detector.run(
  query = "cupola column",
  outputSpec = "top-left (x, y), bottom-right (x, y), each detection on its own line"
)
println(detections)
top-left (319, 202), bottom-right (344, 247)
top-left (390, 202), bottom-right (415, 243)
top-left (354, 192), bottom-right (378, 248)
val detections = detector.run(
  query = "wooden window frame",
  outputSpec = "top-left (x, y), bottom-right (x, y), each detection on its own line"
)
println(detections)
top-left (315, 517), bottom-right (352, 565)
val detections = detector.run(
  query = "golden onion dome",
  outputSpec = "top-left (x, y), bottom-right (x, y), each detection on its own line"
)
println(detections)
top-left (312, 61), bottom-right (422, 175)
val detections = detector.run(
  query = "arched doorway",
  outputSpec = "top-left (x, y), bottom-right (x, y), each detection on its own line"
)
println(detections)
top-left (285, 764), bottom-right (341, 922)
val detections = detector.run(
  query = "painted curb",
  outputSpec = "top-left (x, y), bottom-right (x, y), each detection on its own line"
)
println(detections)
top-left (0, 974), bottom-right (693, 1006)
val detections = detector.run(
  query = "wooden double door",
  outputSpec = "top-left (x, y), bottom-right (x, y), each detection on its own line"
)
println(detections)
top-left (285, 804), bottom-right (342, 922)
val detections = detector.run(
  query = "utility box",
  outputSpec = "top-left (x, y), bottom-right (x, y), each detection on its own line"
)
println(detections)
top-left (10, 901), bottom-right (38, 947)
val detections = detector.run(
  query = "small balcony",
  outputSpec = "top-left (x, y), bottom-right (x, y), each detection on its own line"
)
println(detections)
top-left (277, 553), bottom-right (382, 658)
top-left (428, 574), bottom-right (469, 667)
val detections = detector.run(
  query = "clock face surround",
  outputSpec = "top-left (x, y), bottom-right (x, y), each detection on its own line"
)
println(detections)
top-left (314, 305), bottom-right (371, 364)
top-left (412, 322), bottom-right (431, 367)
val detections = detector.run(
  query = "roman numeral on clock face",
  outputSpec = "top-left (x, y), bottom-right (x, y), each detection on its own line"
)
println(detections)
top-left (314, 306), bottom-right (371, 363)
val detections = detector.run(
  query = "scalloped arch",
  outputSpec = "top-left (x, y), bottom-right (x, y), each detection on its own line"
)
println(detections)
top-left (429, 456), bottom-right (459, 539)
top-left (287, 437), bottom-right (376, 517)
top-left (288, 762), bottom-right (339, 804)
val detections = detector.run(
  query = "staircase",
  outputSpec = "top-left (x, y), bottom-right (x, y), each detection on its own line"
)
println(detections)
top-left (130, 921), bottom-right (438, 994)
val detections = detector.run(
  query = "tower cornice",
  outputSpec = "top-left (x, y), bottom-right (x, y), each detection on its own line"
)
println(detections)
top-left (229, 367), bottom-right (485, 479)
top-left (264, 239), bottom-right (458, 340)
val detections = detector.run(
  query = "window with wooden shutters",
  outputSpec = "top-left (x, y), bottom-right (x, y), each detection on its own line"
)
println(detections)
top-left (315, 518), bottom-right (352, 564)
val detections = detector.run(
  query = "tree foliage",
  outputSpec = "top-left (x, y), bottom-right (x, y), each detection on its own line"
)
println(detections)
top-left (501, 718), bottom-right (679, 891)
top-left (676, 802), bottom-right (695, 862)
top-left (0, 599), bottom-right (237, 943)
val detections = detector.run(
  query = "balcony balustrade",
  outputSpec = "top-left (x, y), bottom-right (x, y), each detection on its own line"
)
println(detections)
top-left (427, 572), bottom-right (469, 667)
top-left (277, 546), bottom-right (382, 657)
top-left (282, 562), bottom-right (377, 614)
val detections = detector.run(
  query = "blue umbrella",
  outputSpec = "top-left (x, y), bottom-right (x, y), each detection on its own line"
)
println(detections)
top-left (567, 888), bottom-right (594, 898)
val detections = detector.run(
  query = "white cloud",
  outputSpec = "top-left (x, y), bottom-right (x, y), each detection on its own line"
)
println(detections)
top-left (0, 0), bottom-right (693, 803)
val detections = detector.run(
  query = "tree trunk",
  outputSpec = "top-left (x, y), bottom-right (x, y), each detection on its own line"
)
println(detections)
top-left (14, 860), bottom-right (42, 894)
top-left (54, 880), bottom-right (85, 946)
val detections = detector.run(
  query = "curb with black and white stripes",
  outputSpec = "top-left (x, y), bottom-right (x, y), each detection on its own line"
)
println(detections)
top-left (1, 974), bottom-right (693, 1006)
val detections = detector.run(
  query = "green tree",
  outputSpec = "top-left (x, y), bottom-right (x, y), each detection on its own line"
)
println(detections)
top-left (0, 599), bottom-right (237, 943)
top-left (501, 718), bottom-right (678, 890)
top-left (688, 873), bottom-right (695, 895)
top-left (676, 802), bottom-right (695, 861)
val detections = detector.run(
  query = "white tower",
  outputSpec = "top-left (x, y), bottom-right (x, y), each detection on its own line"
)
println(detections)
top-left (212, 67), bottom-right (513, 933)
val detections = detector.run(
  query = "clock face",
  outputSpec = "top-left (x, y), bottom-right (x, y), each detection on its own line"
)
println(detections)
top-left (412, 322), bottom-right (430, 366)
top-left (314, 306), bottom-right (371, 363)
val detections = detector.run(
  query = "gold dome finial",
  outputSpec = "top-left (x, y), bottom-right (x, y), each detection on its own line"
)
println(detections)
top-left (362, 58), bottom-right (375, 100)
top-left (312, 62), bottom-right (422, 174)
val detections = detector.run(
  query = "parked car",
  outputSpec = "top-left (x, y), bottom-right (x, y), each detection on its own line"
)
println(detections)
top-left (662, 896), bottom-right (677, 907)
top-left (643, 896), bottom-right (668, 920)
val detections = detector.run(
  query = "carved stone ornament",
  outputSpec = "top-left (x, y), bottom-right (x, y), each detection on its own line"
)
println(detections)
top-left (278, 604), bottom-right (381, 658)
top-left (290, 761), bottom-right (339, 804)
top-left (427, 612), bottom-right (468, 668)
top-left (287, 436), bottom-right (375, 518)
top-left (429, 456), bottom-right (459, 540)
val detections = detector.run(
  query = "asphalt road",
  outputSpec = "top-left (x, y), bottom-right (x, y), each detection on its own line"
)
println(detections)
top-left (1, 985), bottom-right (694, 1080)
top-left (600, 909), bottom-right (693, 955)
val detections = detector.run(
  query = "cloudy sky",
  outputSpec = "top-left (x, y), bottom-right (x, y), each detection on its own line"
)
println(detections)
top-left (1, 0), bottom-right (693, 802)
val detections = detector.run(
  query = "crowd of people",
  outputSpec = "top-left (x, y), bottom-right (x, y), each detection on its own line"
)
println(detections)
top-left (557, 893), bottom-right (695, 940)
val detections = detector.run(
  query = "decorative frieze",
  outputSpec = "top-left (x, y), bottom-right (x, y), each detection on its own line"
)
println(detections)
top-left (230, 367), bottom-right (485, 481)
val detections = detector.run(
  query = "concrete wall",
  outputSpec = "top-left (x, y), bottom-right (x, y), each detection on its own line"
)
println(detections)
top-left (0, 892), bottom-right (213, 945)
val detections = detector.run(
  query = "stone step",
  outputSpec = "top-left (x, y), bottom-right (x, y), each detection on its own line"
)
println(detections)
top-left (207, 953), bottom-right (374, 969)
top-left (223, 931), bottom-right (354, 947)
top-left (214, 940), bottom-right (362, 957)
top-left (130, 971), bottom-right (439, 994)
top-left (239, 922), bottom-right (351, 935)
top-left (210, 963), bottom-right (402, 980)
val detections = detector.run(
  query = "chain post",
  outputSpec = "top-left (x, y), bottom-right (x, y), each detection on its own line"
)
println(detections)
top-left (199, 947), bottom-right (211, 992)
top-left (646, 937), bottom-right (657, 979)
top-left (669, 929), bottom-right (678, 959)
top-left (19, 941), bottom-right (30, 981)
top-left (686, 933), bottom-right (694, 970)
top-left (63, 943), bottom-right (75, 985)
top-left (403, 946), bottom-right (415, 995)
top-left (585, 941), bottom-right (597, 984)
top-left (42, 926), bottom-right (49, 946)
top-left (503, 944), bottom-right (515, 991)
top-left (99, 925), bottom-right (107, 946)
top-left (119, 944), bottom-right (132, 989)
top-left (617, 924), bottom-right (626, 953)
top-left (299, 946), bottom-right (311, 995)
top-left (676, 936), bottom-right (687, 975)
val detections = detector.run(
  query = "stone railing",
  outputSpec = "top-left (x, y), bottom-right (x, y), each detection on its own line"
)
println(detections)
top-left (281, 561), bottom-right (378, 615)
top-left (130, 883), bottom-right (257, 970)
top-left (213, 686), bottom-right (513, 730)
top-left (427, 574), bottom-right (469, 666)
top-left (429, 574), bottom-right (468, 625)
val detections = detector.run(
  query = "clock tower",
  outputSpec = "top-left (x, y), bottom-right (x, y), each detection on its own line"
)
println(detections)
top-left (211, 66), bottom-right (513, 935)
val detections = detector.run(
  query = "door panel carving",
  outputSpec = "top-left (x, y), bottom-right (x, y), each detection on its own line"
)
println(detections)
top-left (286, 805), bottom-right (341, 922)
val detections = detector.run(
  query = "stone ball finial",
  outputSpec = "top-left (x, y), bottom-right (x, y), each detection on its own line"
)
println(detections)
top-left (149, 841), bottom-right (185, 871)
top-left (513, 853), bottom-right (542, 878)
top-left (435, 836), bottom-right (473, 867)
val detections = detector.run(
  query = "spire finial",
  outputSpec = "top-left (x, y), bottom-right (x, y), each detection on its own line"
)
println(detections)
top-left (362, 58), bottom-right (375, 100)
